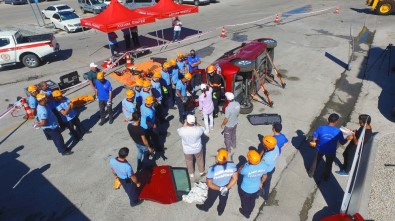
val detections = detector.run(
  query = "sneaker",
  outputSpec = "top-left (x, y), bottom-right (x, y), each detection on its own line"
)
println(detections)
top-left (335, 170), bottom-right (349, 176)
top-left (239, 208), bottom-right (250, 219)
top-left (61, 150), bottom-right (74, 156)
top-left (189, 174), bottom-right (194, 178)
top-left (131, 200), bottom-right (143, 207)
top-left (218, 210), bottom-right (224, 216)
top-left (109, 119), bottom-right (114, 124)
top-left (99, 121), bottom-right (105, 126)
top-left (199, 172), bottom-right (206, 177)
top-left (210, 126), bottom-right (214, 131)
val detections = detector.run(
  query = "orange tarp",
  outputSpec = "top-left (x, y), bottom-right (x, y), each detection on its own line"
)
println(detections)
top-left (110, 60), bottom-right (162, 87)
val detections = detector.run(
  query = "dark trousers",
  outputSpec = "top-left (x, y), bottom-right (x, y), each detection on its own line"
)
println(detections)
top-left (65, 116), bottom-right (84, 140)
top-left (165, 85), bottom-right (174, 108)
top-left (342, 146), bottom-right (356, 172)
top-left (124, 34), bottom-right (131, 50)
top-left (52, 108), bottom-right (67, 129)
top-left (308, 152), bottom-right (335, 180)
top-left (239, 188), bottom-right (258, 217)
top-left (43, 127), bottom-right (66, 153)
top-left (200, 188), bottom-right (229, 214)
top-left (224, 124), bottom-right (237, 151)
top-left (212, 90), bottom-right (220, 116)
top-left (145, 128), bottom-right (161, 151)
top-left (131, 32), bottom-right (140, 48)
top-left (99, 100), bottom-right (113, 123)
top-left (262, 167), bottom-right (275, 200)
top-left (119, 178), bottom-right (139, 206)
top-left (109, 44), bottom-right (119, 57)
top-left (175, 96), bottom-right (185, 123)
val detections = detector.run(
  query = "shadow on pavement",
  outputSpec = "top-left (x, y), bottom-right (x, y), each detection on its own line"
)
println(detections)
top-left (0, 145), bottom-right (89, 220)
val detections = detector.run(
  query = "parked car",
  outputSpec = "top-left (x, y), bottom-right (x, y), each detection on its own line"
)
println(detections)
top-left (124, 0), bottom-right (156, 10)
top-left (50, 11), bottom-right (82, 33)
top-left (177, 0), bottom-right (211, 6)
top-left (206, 38), bottom-right (277, 114)
top-left (78, 0), bottom-right (107, 14)
top-left (4, 0), bottom-right (27, 5)
top-left (0, 30), bottom-right (59, 68)
top-left (100, 0), bottom-right (122, 5)
top-left (42, 4), bottom-right (75, 19)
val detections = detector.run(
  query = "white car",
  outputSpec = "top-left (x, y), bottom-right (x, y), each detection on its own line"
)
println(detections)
top-left (50, 11), bottom-right (82, 33)
top-left (42, 4), bottom-right (75, 19)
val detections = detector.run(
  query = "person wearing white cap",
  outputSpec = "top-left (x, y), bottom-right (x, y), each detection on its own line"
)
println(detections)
top-left (198, 84), bottom-right (214, 135)
top-left (221, 92), bottom-right (240, 152)
top-left (177, 114), bottom-right (206, 178)
top-left (86, 62), bottom-right (100, 92)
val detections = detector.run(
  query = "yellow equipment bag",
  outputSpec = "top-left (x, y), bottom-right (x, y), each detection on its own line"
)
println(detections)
top-left (70, 95), bottom-right (95, 107)
top-left (113, 177), bottom-right (121, 190)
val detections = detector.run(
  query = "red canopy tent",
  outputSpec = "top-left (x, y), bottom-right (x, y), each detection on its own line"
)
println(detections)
top-left (135, 0), bottom-right (198, 19)
top-left (80, 1), bottom-right (156, 33)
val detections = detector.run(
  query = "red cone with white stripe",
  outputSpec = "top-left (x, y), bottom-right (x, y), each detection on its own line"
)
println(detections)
top-left (20, 98), bottom-right (34, 119)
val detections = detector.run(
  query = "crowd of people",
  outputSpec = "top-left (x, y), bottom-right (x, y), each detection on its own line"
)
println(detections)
top-left (25, 49), bottom-right (373, 218)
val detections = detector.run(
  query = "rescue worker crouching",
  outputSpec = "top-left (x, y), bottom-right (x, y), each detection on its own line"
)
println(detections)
top-left (196, 148), bottom-right (238, 216)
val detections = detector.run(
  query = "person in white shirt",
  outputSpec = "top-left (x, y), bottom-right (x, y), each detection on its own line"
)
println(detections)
top-left (172, 17), bottom-right (182, 42)
top-left (177, 115), bottom-right (206, 178)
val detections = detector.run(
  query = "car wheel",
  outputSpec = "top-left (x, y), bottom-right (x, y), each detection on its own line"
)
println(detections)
top-left (194, 0), bottom-right (199, 6)
top-left (231, 59), bottom-right (255, 72)
top-left (375, 1), bottom-right (393, 15)
top-left (22, 54), bottom-right (40, 68)
top-left (258, 38), bottom-right (277, 49)
top-left (64, 26), bottom-right (71, 33)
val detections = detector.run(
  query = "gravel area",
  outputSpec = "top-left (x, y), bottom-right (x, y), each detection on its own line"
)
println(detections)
top-left (367, 133), bottom-right (395, 221)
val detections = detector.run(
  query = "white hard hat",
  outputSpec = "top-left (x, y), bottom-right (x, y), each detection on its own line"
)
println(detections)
top-left (225, 92), bottom-right (234, 100)
top-left (186, 115), bottom-right (196, 124)
top-left (90, 62), bottom-right (98, 68)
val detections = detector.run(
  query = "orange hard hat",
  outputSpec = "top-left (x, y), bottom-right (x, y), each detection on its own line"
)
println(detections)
top-left (177, 52), bottom-right (183, 58)
top-left (143, 80), bottom-right (152, 88)
top-left (27, 85), bottom-right (38, 93)
top-left (262, 135), bottom-right (277, 150)
top-left (36, 93), bottom-right (46, 101)
top-left (184, 72), bottom-right (192, 80)
top-left (247, 150), bottom-right (261, 165)
top-left (207, 65), bottom-right (217, 74)
top-left (125, 90), bottom-right (135, 98)
top-left (52, 90), bottom-right (62, 98)
top-left (216, 148), bottom-right (228, 164)
top-left (169, 58), bottom-right (176, 66)
top-left (145, 95), bottom-right (154, 104)
top-left (135, 78), bottom-right (144, 87)
top-left (153, 70), bottom-right (162, 78)
top-left (163, 62), bottom-right (171, 69)
top-left (97, 72), bottom-right (104, 80)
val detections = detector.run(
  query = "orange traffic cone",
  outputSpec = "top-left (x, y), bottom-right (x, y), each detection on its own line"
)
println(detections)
top-left (335, 6), bottom-right (340, 14)
top-left (125, 52), bottom-right (132, 68)
top-left (220, 26), bottom-right (226, 38)
top-left (20, 98), bottom-right (34, 119)
top-left (274, 14), bottom-right (279, 24)
top-left (101, 59), bottom-right (110, 68)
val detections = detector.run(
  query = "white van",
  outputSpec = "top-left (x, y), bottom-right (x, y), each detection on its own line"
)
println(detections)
top-left (124, 0), bottom-right (157, 10)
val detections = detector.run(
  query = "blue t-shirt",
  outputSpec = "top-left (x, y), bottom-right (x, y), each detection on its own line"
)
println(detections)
top-left (109, 157), bottom-right (133, 179)
top-left (176, 61), bottom-right (186, 74)
top-left (151, 80), bottom-right (162, 102)
top-left (36, 104), bottom-right (58, 129)
top-left (41, 88), bottom-right (53, 98)
top-left (240, 162), bottom-right (269, 193)
top-left (188, 54), bottom-right (200, 71)
top-left (313, 125), bottom-right (346, 154)
top-left (28, 95), bottom-right (38, 109)
top-left (122, 98), bottom-right (136, 124)
top-left (140, 90), bottom-right (152, 105)
top-left (171, 68), bottom-right (180, 85)
top-left (94, 79), bottom-right (112, 101)
top-left (160, 70), bottom-right (171, 86)
top-left (134, 87), bottom-right (142, 104)
top-left (262, 145), bottom-right (280, 172)
top-left (207, 162), bottom-right (237, 187)
top-left (175, 80), bottom-right (187, 97)
top-left (55, 98), bottom-right (77, 122)
top-left (274, 133), bottom-right (288, 154)
top-left (140, 105), bottom-right (155, 129)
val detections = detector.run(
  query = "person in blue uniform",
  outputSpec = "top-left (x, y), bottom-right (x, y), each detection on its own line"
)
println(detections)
top-left (238, 150), bottom-right (269, 218)
top-left (272, 122), bottom-right (289, 154)
top-left (27, 85), bottom-right (39, 116)
top-left (196, 148), bottom-right (238, 216)
top-left (122, 90), bottom-right (136, 124)
top-left (110, 147), bottom-right (142, 207)
top-left (34, 93), bottom-right (72, 156)
top-left (94, 72), bottom-right (113, 125)
top-left (141, 96), bottom-right (161, 151)
top-left (53, 90), bottom-right (87, 141)
top-left (133, 78), bottom-right (144, 111)
top-left (160, 62), bottom-right (174, 110)
top-left (259, 136), bottom-right (280, 202)
top-left (175, 73), bottom-right (192, 124)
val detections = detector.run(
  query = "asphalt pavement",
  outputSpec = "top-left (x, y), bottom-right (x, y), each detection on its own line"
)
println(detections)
top-left (0, 0), bottom-right (394, 220)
